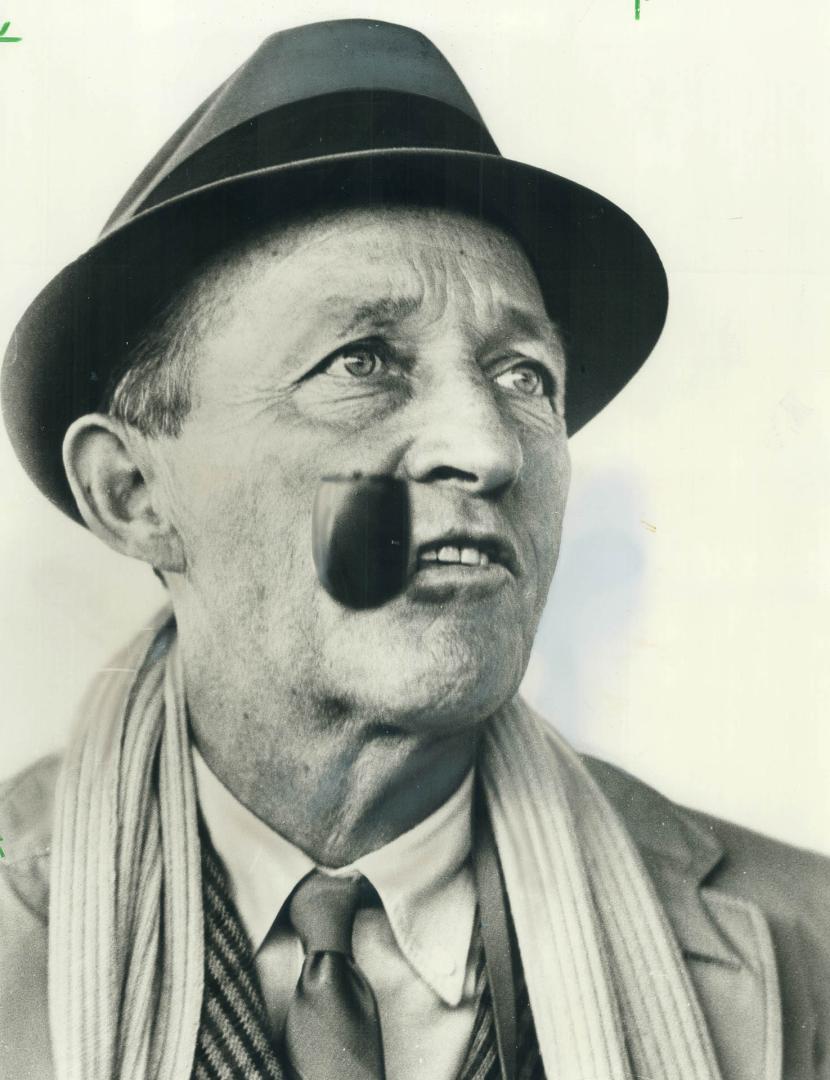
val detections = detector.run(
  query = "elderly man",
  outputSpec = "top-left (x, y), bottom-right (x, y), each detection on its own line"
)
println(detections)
top-left (1, 18), bottom-right (828, 1080)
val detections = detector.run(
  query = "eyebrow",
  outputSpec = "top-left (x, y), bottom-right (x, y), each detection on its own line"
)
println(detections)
top-left (337, 296), bottom-right (421, 336)
top-left (495, 305), bottom-right (563, 352)
top-left (334, 296), bottom-right (562, 351)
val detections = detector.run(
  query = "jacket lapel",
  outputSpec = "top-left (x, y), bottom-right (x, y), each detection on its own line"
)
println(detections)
top-left (584, 757), bottom-right (783, 1080)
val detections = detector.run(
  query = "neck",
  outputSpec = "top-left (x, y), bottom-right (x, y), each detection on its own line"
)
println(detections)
top-left (184, 662), bottom-right (479, 867)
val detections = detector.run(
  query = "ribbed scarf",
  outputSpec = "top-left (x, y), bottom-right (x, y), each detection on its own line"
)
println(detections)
top-left (49, 614), bottom-right (722, 1080)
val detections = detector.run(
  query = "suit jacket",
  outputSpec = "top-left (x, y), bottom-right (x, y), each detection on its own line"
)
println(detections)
top-left (1, 753), bottom-right (828, 1080)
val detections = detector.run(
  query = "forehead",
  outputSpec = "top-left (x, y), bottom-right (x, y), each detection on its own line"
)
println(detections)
top-left (257, 204), bottom-right (535, 262)
top-left (217, 205), bottom-right (548, 320)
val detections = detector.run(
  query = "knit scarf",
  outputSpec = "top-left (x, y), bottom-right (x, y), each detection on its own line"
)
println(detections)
top-left (49, 613), bottom-right (722, 1080)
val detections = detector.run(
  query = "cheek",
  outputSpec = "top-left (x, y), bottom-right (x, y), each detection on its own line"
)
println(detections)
top-left (525, 419), bottom-right (570, 496)
top-left (165, 441), bottom-right (311, 590)
top-left (522, 434), bottom-right (571, 576)
top-left (550, 443), bottom-right (571, 525)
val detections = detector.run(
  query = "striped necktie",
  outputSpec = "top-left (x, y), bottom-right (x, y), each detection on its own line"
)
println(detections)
top-left (461, 949), bottom-right (544, 1080)
top-left (192, 825), bottom-right (286, 1079)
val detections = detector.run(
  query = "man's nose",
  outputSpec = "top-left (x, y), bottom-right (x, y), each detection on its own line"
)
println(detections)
top-left (402, 369), bottom-right (523, 497)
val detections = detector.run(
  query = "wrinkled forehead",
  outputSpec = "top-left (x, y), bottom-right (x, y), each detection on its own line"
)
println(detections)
top-left (223, 204), bottom-right (549, 312)
top-left (276, 204), bottom-right (535, 259)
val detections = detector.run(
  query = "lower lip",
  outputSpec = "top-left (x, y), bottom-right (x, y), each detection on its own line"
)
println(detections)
top-left (406, 561), bottom-right (514, 601)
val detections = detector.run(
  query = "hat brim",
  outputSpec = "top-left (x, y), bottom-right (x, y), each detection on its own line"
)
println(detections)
top-left (2, 147), bottom-right (667, 521)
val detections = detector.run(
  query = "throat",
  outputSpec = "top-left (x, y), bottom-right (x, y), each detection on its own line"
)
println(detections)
top-left (191, 707), bottom-right (479, 867)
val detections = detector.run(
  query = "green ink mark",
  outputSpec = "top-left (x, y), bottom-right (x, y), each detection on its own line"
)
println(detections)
top-left (0, 837), bottom-right (5, 859)
top-left (0, 20), bottom-right (22, 42)
top-left (635, 0), bottom-right (641, 20)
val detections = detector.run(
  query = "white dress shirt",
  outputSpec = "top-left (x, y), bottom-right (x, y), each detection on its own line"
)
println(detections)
top-left (193, 748), bottom-right (480, 1080)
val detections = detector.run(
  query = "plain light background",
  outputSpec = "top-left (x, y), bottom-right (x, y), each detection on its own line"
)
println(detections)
top-left (1, 0), bottom-right (828, 854)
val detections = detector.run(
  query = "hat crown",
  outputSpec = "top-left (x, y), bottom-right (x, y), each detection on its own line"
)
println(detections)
top-left (105, 19), bottom-right (493, 233)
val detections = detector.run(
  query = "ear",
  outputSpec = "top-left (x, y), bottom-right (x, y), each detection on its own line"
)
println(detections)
top-left (62, 413), bottom-right (186, 573)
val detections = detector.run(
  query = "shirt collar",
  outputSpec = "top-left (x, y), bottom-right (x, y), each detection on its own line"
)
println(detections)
top-left (192, 746), bottom-right (476, 1006)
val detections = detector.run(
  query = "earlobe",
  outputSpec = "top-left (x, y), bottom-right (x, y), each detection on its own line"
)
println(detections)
top-left (62, 414), bottom-right (186, 573)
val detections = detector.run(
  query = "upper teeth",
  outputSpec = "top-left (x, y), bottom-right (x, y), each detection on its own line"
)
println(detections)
top-left (420, 545), bottom-right (491, 567)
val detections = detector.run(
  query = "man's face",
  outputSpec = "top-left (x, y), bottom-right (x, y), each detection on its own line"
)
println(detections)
top-left (153, 207), bottom-right (570, 734)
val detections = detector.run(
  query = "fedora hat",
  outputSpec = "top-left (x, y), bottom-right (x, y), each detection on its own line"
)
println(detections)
top-left (2, 18), bottom-right (668, 522)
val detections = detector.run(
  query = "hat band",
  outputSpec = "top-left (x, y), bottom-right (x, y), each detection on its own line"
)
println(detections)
top-left (123, 90), bottom-right (501, 225)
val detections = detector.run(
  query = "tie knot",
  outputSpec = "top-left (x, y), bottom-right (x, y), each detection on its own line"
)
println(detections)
top-left (288, 870), bottom-right (370, 954)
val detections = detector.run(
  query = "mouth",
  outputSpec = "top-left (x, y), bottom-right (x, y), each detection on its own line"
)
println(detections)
top-left (414, 534), bottom-right (518, 577)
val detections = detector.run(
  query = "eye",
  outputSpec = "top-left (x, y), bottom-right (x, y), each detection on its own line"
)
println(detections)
top-left (324, 345), bottom-right (384, 378)
top-left (494, 361), bottom-right (551, 397)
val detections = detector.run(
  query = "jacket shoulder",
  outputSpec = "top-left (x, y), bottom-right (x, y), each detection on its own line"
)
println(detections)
top-left (0, 754), bottom-right (60, 919)
top-left (583, 753), bottom-right (830, 933)
top-left (0, 757), bottom-right (57, 1077)
top-left (583, 754), bottom-right (830, 1072)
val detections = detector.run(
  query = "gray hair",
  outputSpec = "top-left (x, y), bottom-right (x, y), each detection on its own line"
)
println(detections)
top-left (101, 265), bottom-right (230, 437)
top-left (101, 210), bottom-right (306, 436)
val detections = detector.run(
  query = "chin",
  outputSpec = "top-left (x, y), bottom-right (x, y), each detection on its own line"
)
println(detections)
top-left (330, 622), bottom-right (529, 733)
